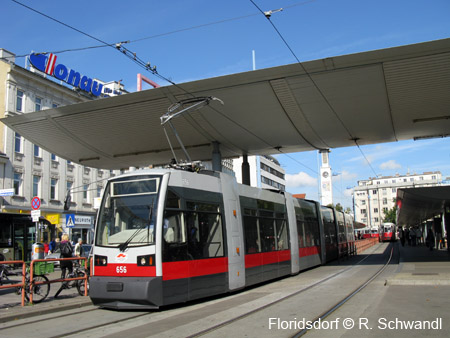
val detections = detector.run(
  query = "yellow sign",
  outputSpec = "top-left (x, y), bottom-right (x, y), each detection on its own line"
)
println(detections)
top-left (46, 213), bottom-right (60, 225)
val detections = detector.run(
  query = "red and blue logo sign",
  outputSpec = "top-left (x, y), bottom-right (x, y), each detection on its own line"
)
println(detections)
top-left (29, 53), bottom-right (103, 97)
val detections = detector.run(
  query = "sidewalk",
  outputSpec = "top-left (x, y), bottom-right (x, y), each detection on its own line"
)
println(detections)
top-left (0, 269), bottom-right (92, 323)
top-left (387, 242), bottom-right (450, 285)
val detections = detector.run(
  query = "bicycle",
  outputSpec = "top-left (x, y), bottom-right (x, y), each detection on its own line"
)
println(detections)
top-left (54, 262), bottom-right (88, 298)
top-left (0, 264), bottom-right (50, 304)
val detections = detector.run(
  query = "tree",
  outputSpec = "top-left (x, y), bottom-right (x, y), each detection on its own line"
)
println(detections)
top-left (383, 200), bottom-right (397, 224)
top-left (326, 203), bottom-right (343, 212)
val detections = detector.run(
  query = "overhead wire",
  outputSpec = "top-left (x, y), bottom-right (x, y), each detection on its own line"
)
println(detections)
top-left (11, 0), bottom-right (342, 177)
top-left (249, 0), bottom-right (379, 178)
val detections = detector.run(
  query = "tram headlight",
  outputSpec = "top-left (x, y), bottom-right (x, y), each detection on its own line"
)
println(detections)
top-left (137, 254), bottom-right (155, 266)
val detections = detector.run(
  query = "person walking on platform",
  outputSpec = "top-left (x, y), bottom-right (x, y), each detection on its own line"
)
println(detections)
top-left (427, 228), bottom-right (435, 251)
top-left (400, 227), bottom-right (405, 247)
top-left (416, 227), bottom-right (423, 246)
top-left (55, 234), bottom-right (74, 298)
top-left (410, 228), bottom-right (416, 246)
top-left (405, 228), bottom-right (410, 246)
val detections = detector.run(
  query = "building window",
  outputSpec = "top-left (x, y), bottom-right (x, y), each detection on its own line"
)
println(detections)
top-left (33, 175), bottom-right (41, 197)
top-left (14, 172), bottom-right (22, 196)
top-left (50, 178), bottom-right (58, 200)
top-left (432, 175), bottom-right (436, 180)
top-left (34, 145), bottom-right (40, 157)
top-left (419, 176), bottom-right (424, 181)
top-left (52, 103), bottom-right (58, 108)
top-left (14, 132), bottom-right (22, 153)
top-left (374, 217), bottom-right (379, 223)
top-left (383, 207), bottom-right (388, 213)
top-left (392, 188), bottom-right (396, 193)
top-left (96, 186), bottom-right (102, 198)
top-left (35, 97), bottom-right (42, 111)
top-left (382, 188), bottom-right (387, 195)
top-left (361, 200), bottom-right (366, 205)
top-left (410, 178), bottom-right (414, 182)
top-left (372, 190), bottom-right (377, 195)
top-left (376, 181), bottom-right (380, 185)
top-left (374, 208), bottom-right (379, 213)
top-left (51, 153), bottom-right (57, 161)
top-left (383, 198), bottom-right (388, 205)
top-left (83, 184), bottom-right (89, 201)
top-left (16, 90), bottom-right (24, 112)
top-left (360, 209), bottom-right (366, 214)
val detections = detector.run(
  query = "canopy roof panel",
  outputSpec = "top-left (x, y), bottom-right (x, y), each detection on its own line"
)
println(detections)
top-left (2, 38), bottom-right (450, 169)
top-left (397, 186), bottom-right (450, 225)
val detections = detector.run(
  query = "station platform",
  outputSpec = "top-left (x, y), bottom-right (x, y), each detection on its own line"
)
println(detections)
top-left (388, 242), bottom-right (450, 286)
top-left (1, 242), bottom-right (449, 324)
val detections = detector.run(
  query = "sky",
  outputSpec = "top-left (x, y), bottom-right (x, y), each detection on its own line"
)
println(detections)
top-left (2, 0), bottom-right (450, 210)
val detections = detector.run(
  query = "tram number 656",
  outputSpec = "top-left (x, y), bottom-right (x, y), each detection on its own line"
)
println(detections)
top-left (116, 266), bottom-right (127, 274)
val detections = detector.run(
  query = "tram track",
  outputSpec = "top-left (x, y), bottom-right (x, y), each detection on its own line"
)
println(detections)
top-left (184, 242), bottom-right (388, 338)
top-left (291, 242), bottom-right (396, 338)
top-left (0, 242), bottom-right (388, 338)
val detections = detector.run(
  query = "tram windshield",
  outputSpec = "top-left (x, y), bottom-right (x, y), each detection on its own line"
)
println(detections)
top-left (96, 176), bottom-right (161, 248)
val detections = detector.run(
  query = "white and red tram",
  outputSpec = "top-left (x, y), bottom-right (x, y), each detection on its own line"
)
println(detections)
top-left (90, 168), bottom-right (355, 309)
top-left (379, 222), bottom-right (396, 242)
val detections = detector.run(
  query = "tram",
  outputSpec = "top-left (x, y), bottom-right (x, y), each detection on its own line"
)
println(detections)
top-left (89, 168), bottom-right (355, 309)
top-left (379, 222), bottom-right (396, 242)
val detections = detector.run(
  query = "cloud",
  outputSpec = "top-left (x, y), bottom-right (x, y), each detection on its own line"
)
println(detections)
top-left (379, 160), bottom-right (401, 170)
top-left (286, 172), bottom-right (317, 188)
top-left (332, 170), bottom-right (358, 181)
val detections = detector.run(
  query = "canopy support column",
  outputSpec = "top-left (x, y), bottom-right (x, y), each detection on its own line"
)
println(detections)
top-left (212, 141), bottom-right (222, 172)
top-left (242, 155), bottom-right (250, 186)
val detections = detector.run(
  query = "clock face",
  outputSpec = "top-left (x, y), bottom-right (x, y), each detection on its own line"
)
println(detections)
top-left (322, 171), bottom-right (329, 178)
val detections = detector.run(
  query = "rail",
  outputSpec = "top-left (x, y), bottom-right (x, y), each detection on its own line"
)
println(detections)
top-left (0, 260), bottom-right (27, 306)
top-left (29, 257), bottom-right (88, 304)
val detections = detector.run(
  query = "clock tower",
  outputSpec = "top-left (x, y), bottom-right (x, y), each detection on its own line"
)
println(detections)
top-left (319, 150), bottom-right (333, 206)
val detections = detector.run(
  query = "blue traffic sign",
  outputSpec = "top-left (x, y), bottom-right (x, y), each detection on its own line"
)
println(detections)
top-left (66, 214), bottom-right (75, 228)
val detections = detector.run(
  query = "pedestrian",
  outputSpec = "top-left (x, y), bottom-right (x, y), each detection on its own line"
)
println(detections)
top-left (74, 238), bottom-right (83, 257)
top-left (416, 227), bottom-right (422, 245)
top-left (405, 228), bottom-right (410, 246)
top-left (48, 238), bottom-right (56, 254)
top-left (427, 228), bottom-right (435, 251)
top-left (410, 228), bottom-right (416, 246)
top-left (400, 227), bottom-right (405, 247)
top-left (44, 241), bottom-right (49, 256)
top-left (59, 234), bottom-right (73, 279)
top-left (54, 237), bottom-right (61, 253)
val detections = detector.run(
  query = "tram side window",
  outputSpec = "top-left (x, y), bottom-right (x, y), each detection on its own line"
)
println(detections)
top-left (163, 196), bottom-right (224, 262)
top-left (260, 217), bottom-right (276, 252)
top-left (276, 217), bottom-right (288, 250)
top-left (185, 208), bottom-right (224, 259)
top-left (163, 210), bottom-right (188, 262)
top-left (243, 209), bottom-right (260, 254)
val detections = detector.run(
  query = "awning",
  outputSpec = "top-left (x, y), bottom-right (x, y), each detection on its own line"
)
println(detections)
top-left (2, 38), bottom-right (450, 169)
top-left (396, 186), bottom-right (450, 225)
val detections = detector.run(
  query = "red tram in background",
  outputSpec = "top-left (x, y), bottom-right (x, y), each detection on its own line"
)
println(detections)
top-left (89, 168), bottom-right (356, 309)
top-left (360, 227), bottom-right (379, 239)
top-left (379, 222), bottom-right (396, 242)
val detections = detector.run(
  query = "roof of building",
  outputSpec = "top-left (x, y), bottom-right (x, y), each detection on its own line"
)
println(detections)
top-left (2, 38), bottom-right (450, 170)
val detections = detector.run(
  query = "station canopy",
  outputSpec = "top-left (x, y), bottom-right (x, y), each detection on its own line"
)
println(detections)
top-left (396, 186), bottom-right (450, 226)
top-left (2, 38), bottom-right (450, 170)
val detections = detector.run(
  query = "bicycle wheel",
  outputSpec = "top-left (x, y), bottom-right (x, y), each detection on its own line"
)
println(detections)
top-left (76, 271), bottom-right (88, 296)
top-left (25, 275), bottom-right (50, 303)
